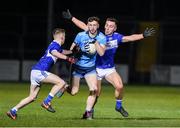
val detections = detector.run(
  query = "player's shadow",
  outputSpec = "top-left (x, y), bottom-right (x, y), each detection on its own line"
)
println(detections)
top-left (93, 117), bottom-right (180, 120)
top-left (62, 117), bottom-right (180, 121)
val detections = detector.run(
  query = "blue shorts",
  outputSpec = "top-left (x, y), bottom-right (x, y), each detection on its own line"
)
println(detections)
top-left (72, 65), bottom-right (96, 78)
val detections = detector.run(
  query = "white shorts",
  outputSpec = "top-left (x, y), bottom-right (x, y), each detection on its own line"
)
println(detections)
top-left (96, 67), bottom-right (116, 80)
top-left (30, 70), bottom-right (51, 86)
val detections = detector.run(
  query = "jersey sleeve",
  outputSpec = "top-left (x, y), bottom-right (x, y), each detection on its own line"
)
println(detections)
top-left (49, 43), bottom-right (63, 53)
top-left (117, 33), bottom-right (124, 45)
top-left (74, 33), bottom-right (81, 46)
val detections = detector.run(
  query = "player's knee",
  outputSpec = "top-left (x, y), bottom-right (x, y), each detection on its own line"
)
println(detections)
top-left (29, 95), bottom-right (37, 102)
top-left (116, 84), bottom-right (123, 92)
top-left (71, 92), bottom-right (77, 96)
top-left (89, 90), bottom-right (97, 96)
top-left (71, 90), bottom-right (78, 96)
top-left (96, 91), bottom-right (101, 97)
top-left (57, 81), bottom-right (66, 88)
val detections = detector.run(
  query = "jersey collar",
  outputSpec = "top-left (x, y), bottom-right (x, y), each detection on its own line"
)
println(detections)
top-left (86, 30), bottom-right (100, 39)
top-left (53, 40), bottom-right (61, 46)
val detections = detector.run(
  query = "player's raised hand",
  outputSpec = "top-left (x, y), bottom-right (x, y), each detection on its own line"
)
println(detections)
top-left (62, 9), bottom-right (72, 20)
top-left (66, 57), bottom-right (76, 64)
top-left (143, 27), bottom-right (156, 38)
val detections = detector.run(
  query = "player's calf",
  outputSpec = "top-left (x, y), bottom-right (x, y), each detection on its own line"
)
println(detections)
top-left (56, 83), bottom-right (71, 98)
top-left (56, 85), bottom-right (68, 98)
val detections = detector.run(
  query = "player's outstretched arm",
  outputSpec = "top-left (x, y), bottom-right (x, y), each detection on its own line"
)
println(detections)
top-left (62, 9), bottom-right (88, 31)
top-left (122, 27), bottom-right (156, 43)
top-left (70, 43), bottom-right (77, 51)
top-left (51, 50), bottom-right (76, 63)
top-left (62, 50), bottom-right (72, 55)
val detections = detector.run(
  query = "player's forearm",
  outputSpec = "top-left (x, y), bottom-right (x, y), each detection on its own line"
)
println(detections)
top-left (122, 34), bottom-right (144, 42)
top-left (70, 43), bottom-right (76, 50)
top-left (51, 51), bottom-right (68, 60)
top-left (62, 50), bottom-right (72, 55)
top-left (95, 42), bottom-right (105, 56)
top-left (72, 17), bottom-right (88, 31)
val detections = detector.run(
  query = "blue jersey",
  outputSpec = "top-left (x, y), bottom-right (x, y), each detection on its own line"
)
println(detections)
top-left (32, 41), bottom-right (63, 71)
top-left (96, 32), bottom-right (124, 69)
top-left (74, 31), bottom-right (106, 68)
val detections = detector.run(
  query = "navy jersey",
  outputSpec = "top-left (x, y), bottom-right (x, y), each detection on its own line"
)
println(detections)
top-left (74, 31), bottom-right (106, 68)
top-left (96, 32), bottom-right (124, 69)
top-left (32, 41), bottom-right (63, 71)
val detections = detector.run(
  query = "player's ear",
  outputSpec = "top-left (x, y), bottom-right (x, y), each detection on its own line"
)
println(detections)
top-left (97, 23), bottom-right (100, 29)
top-left (114, 25), bottom-right (117, 31)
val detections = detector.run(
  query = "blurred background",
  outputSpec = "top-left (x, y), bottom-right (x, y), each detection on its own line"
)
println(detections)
top-left (0, 0), bottom-right (180, 85)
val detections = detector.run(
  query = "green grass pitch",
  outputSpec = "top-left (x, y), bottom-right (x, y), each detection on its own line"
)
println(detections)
top-left (0, 82), bottom-right (180, 127)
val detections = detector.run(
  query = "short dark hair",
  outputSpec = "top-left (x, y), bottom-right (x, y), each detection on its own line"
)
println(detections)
top-left (52, 28), bottom-right (65, 36)
top-left (106, 17), bottom-right (118, 26)
top-left (87, 16), bottom-right (100, 24)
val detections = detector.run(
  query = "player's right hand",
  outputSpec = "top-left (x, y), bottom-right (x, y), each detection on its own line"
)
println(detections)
top-left (62, 9), bottom-right (72, 20)
top-left (66, 57), bottom-right (76, 64)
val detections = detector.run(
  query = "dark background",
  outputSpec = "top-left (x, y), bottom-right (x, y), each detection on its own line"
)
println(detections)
top-left (0, 0), bottom-right (179, 83)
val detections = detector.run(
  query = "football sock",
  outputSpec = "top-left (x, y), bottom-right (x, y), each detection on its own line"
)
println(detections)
top-left (56, 90), bottom-right (64, 98)
top-left (44, 93), bottom-right (54, 104)
top-left (116, 100), bottom-right (122, 109)
top-left (11, 107), bottom-right (17, 115)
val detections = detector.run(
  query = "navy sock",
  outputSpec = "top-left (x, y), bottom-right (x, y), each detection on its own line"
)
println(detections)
top-left (44, 93), bottom-right (54, 104)
top-left (10, 109), bottom-right (17, 115)
top-left (116, 100), bottom-right (122, 109)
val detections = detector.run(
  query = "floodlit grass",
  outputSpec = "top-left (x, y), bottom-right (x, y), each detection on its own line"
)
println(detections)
top-left (0, 82), bottom-right (180, 127)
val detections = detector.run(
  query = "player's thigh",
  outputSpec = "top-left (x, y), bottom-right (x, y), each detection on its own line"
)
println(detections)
top-left (85, 73), bottom-right (97, 91)
top-left (71, 76), bottom-right (80, 92)
top-left (42, 73), bottom-right (65, 85)
top-left (105, 71), bottom-right (123, 89)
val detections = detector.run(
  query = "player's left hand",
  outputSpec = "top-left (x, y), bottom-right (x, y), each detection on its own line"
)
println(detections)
top-left (143, 27), bottom-right (156, 38)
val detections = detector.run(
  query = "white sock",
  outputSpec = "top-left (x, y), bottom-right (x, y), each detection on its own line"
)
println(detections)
top-left (49, 93), bottom-right (54, 97)
top-left (12, 107), bottom-right (18, 112)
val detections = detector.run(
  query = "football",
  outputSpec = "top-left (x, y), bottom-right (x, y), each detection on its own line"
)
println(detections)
top-left (88, 43), bottom-right (96, 54)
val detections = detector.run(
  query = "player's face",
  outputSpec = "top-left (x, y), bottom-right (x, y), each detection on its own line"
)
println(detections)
top-left (57, 33), bottom-right (65, 45)
top-left (104, 21), bottom-right (117, 35)
top-left (87, 21), bottom-right (99, 35)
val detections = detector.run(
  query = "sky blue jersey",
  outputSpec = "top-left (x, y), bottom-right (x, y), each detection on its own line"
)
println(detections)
top-left (32, 41), bottom-right (63, 71)
top-left (74, 31), bottom-right (106, 68)
top-left (96, 32), bottom-right (124, 69)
